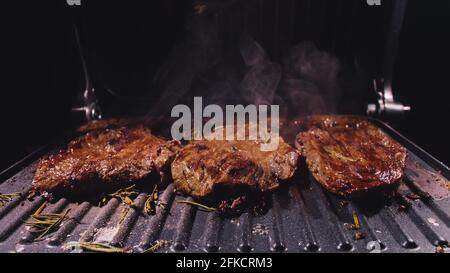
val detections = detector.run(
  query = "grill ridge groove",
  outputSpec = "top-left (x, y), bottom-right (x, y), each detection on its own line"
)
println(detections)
top-left (20, 198), bottom-right (69, 244)
top-left (80, 198), bottom-right (120, 242)
top-left (351, 204), bottom-right (386, 251)
top-left (0, 118), bottom-right (448, 253)
top-left (237, 213), bottom-right (253, 252)
top-left (202, 212), bottom-right (222, 253)
top-left (292, 186), bottom-right (320, 252)
top-left (403, 177), bottom-right (450, 227)
top-left (269, 193), bottom-right (286, 252)
top-left (312, 183), bottom-right (352, 251)
top-left (0, 186), bottom-right (32, 220)
top-left (380, 207), bottom-right (417, 249)
top-left (172, 197), bottom-right (197, 251)
top-left (138, 184), bottom-right (175, 250)
top-left (111, 193), bottom-right (147, 247)
top-left (420, 200), bottom-right (450, 229)
top-left (394, 195), bottom-right (447, 246)
top-left (0, 197), bottom-right (45, 242)
top-left (48, 201), bottom-right (92, 246)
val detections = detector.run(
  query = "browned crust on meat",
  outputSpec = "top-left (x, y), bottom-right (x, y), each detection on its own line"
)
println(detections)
top-left (76, 118), bottom-right (137, 133)
top-left (171, 138), bottom-right (300, 199)
top-left (296, 116), bottom-right (406, 196)
top-left (32, 124), bottom-right (180, 196)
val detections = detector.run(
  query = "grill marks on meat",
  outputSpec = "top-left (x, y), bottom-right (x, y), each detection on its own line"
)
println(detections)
top-left (171, 138), bottom-right (299, 212)
top-left (32, 125), bottom-right (180, 196)
top-left (33, 115), bottom-right (402, 209)
top-left (296, 116), bottom-right (406, 196)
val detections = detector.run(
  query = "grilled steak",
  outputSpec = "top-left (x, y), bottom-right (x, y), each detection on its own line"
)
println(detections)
top-left (76, 118), bottom-right (138, 133)
top-left (171, 135), bottom-right (299, 212)
top-left (296, 116), bottom-right (407, 196)
top-left (32, 123), bottom-right (180, 196)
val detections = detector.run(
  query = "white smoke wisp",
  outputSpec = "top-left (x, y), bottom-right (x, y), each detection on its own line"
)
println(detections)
top-left (149, 11), bottom-right (342, 120)
top-left (280, 41), bottom-right (341, 117)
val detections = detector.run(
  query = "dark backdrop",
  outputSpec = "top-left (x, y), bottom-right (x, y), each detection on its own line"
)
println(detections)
top-left (1, 0), bottom-right (449, 170)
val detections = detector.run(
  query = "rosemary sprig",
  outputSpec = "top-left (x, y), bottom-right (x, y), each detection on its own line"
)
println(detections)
top-left (0, 192), bottom-right (20, 208)
top-left (64, 242), bottom-right (128, 253)
top-left (350, 211), bottom-right (365, 240)
top-left (34, 200), bottom-right (48, 215)
top-left (26, 209), bottom-right (70, 239)
top-left (27, 189), bottom-right (38, 200)
top-left (99, 184), bottom-right (139, 207)
top-left (144, 185), bottom-right (159, 215)
top-left (98, 185), bottom-right (141, 226)
top-left (119, 207), bottom-right (130, 225)
top-left (176, 200), bottom-right (216, 212)
top-left (143, 240), bottom-right (171, 253)
top-left (352, 211), bottom-right (361, 230)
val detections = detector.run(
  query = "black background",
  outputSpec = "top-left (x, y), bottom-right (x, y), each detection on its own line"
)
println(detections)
top-left (0, 252), bottom-right (447, 271)
top-left (1, 0), bottom-right (449, 170)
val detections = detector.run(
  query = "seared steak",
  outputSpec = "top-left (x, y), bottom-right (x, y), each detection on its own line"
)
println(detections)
top-left (33, 123), bottom-right (180, 196)
top-left (296, 116), bottom-right (406, 196)
top-left (171, 136), bottom-right (299, 212)
top-left (76, 118), bottom-right (138, 133)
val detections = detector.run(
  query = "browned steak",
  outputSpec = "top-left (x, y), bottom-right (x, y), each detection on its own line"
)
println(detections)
top-left (76, 118), bottom-right (137, 133)
top-left (296, 116), bottom-right (407, 196)
top-left (32, 123), bottom-right (180, 196)
top-left (171, 137), bottom-right (299, 212)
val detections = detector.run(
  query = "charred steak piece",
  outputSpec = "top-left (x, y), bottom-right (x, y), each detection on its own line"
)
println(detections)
top-left (76, 117), bottom-right (139, 133)
top-left (171, 137), bottom-right (299, 212)
top-left (296, 116), bottom-right (407, 196)
top-left (33, 124), bottom-right (180, 196)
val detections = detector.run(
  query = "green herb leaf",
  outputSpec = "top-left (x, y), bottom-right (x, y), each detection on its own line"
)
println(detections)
top-left (64, 242), bottom-right (128, 253)
top-left (99, 184), bottom-right (138, 207)
top-left (26, 209), bottom-right (70, 239)
top-left (143, 240), bottom-right (171, 253)
top-left (144, 185), bottom-right (159, 215)
top-left (0, 192), bottom-right (20, 208)
top-left (176, 200), bottom-right (216, 212)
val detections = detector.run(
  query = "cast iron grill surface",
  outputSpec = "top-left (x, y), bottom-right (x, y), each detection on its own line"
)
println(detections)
top-left (0, 118), bottom-right (449, 253)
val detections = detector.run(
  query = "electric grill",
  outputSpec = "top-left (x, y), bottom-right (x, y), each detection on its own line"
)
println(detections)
top-left (1, 0), bottom-right (449, 253)
top-left (0, 118), bottom-right (448, 253)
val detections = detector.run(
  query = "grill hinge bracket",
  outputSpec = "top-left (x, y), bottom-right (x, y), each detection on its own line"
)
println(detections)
top-left (367, 0), bottom-right (410, 119)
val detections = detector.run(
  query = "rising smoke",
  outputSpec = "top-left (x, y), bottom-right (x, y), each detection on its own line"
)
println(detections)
top-left (150, 9), bottom-right (342, 119)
